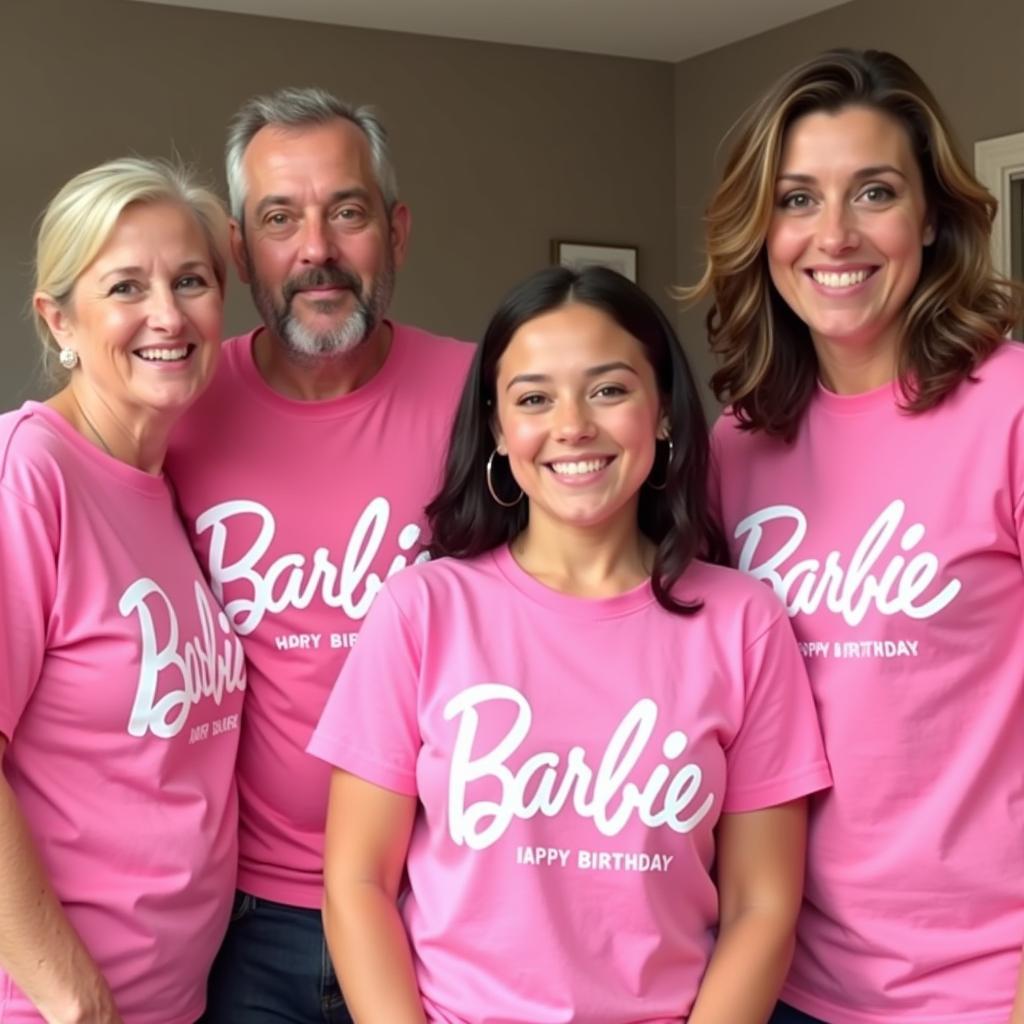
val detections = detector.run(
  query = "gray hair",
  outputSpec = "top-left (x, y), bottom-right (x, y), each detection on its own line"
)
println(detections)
top-left (225, 86), bottom-right (399, 222)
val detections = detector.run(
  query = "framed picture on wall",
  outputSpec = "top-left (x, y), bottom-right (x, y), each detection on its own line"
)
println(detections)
top-left (552, 240), bottom-right (638, 283)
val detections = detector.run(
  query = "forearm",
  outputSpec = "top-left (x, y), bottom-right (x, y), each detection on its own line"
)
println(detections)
top-left (324, 880), bottom-right (427, 1024)
top-left (687, 906), bottom-right (795, 1024)
top-left (1009, 948), bottom-right (1024, 1024)
top-left (0, 773), bottom-right (119, 1024)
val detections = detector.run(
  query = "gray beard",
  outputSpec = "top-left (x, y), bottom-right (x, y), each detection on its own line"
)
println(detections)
top-left (280, 302), bottom-right (370, 359)
top-left (249, 258), bottom-right (394, 363)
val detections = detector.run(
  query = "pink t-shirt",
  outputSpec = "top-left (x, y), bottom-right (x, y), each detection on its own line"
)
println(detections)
top-left (308, 546), bottom-right (830, 1023)
top-left (165, 323), bottom-right (473, 907)
top-left (711, 342), bottom-right (1024, 1024)
top-left (0, 404), bottom-right (246, 1024)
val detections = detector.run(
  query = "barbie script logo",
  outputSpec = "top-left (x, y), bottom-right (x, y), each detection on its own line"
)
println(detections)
top-left (445, 684), bottom-right (715, 850)
top-left (121, 578), bottom-right (246, 739)
top-left (194, 497), bottom-right (427, 634)
top-left (734, 499), bottom-right (961, 626)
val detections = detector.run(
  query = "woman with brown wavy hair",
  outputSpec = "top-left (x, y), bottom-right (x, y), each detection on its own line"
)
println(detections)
top-left (687, 48), bottom-right (1024, 1024)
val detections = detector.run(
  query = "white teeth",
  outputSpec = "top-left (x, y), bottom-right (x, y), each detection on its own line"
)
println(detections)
top-left (136, 347), bottom-right (189, 362)
top-left (812, 269), bottom-right (870, 288)
top-left (550, 459), bottom-right (608, 476)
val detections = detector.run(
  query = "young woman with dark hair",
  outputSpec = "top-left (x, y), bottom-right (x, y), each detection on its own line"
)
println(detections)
top-left (687, 48), bottom-right (1024, 1024)
top-left (307, 264), bottom-right (829, 1023)
top-left (428, 263), bottom-right (727, 611)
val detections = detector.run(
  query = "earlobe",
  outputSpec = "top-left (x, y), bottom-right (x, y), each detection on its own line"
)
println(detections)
top-left (923, 218), bottom-right (937, 247)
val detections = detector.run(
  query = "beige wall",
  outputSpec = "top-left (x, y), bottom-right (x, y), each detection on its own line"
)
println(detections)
top-left (674, 0), bottom-right (1024, 412)
top-left (4, 0), bottom-right (1022, 414)
top-left (1, 0), bottom-right (676, 409)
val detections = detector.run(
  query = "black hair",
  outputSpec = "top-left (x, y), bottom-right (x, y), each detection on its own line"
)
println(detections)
top-left (426, 265), bottom-right (727, 615)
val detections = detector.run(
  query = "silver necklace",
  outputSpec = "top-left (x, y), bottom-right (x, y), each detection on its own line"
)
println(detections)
top-left (69, 390), bottom-right (114, 458)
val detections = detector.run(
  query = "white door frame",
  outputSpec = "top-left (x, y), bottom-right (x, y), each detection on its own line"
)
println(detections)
top-left (975, 131), bottom-right (1024, 277)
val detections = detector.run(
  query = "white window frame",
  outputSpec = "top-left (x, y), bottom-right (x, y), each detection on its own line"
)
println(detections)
top-left (975, 131), bottom-right (1024, 277)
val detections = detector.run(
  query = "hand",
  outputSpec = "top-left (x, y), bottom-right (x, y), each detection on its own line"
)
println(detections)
top-left (46, 977), bottom-right (123, 1024)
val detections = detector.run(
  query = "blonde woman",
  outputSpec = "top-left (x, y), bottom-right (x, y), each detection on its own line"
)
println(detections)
top-left (688, 48), bottom-right (1024, 1024)
top-left (0, 159), bottom-right (245, 1023)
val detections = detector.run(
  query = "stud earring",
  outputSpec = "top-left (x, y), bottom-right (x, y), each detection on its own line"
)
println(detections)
top-left (58, 348), bottom-right (79, 370)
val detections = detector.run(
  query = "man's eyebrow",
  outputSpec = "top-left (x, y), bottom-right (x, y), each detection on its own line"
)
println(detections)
top-left (252, 189), bottom-right (373, 219)
top-left (329, 188), bottom-right (372, 203)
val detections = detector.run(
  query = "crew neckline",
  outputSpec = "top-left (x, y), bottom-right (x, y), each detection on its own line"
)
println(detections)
top-left (812, 376), bottom-right (903, 416)
top-left (23, 402), bottom-right (170, 497)
top-left (490, 543), bottom-right (656, 620)
top-left (230, 321), bottom-right (406, 418)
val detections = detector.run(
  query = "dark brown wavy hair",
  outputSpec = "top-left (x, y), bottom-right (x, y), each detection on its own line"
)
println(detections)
top-left (427, 265), bottom-right (727, 616)
top-left (681, 48), bottom-right (1023, 441)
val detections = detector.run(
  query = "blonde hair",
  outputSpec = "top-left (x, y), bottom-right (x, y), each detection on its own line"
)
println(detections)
top-left (33, 156), bottom-right (229, 375)
top-left (681, 49), bottom-right (1023, 440)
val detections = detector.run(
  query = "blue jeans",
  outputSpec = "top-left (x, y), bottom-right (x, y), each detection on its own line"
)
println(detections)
top-left (769, 1003), bottom-right (830, 1024)
top-left (200, 891), bottom-right (353, 1024)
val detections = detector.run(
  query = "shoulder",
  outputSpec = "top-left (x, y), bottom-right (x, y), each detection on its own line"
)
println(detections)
top-left (382, 551), bottom-right (494, 600)
top-left (392, 322), bottom-right (475, 376)
top-left (970, 340), bottom-right (1024, 392)
top-left (672, 559), bottom-right (786, 643)
top-left (193, 329), bottom-right (256, 395)
top-left (201, 330), bottom-right (258, 395)
top-left (221, 330), bottom-right (258, 362)
top-left (934, 341), bottom-right (1024, 424)
top-left (376, 552), bottom-right (499, 622)
top-left (0, 405), bottom-right (54, 465)
top-left (710, 407), bottom-right (780, 461)
top-left (709, 410), bottom-right (739, 455)
top-left (0, 405), bottom-right (73, 506)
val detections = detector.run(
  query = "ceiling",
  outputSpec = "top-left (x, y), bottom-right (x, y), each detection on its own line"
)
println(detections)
top-left (125, 0), bottom-right (853, 62)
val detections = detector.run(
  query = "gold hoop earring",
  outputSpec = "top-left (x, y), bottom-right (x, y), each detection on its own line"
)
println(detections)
top-left (646, 436), bottom-right (673, 491)
top-left (486, 448), bottom-right (524, 507)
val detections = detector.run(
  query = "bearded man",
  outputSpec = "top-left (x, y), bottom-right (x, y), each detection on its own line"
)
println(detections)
top-left (166, 86), bottom-right (473, 1023)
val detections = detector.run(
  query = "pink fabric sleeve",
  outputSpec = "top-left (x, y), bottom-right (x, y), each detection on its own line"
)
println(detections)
top-left (307, 584), bottom-right (422, 796)
top-left (0, 484), bottom-right (57, 741)
top-left (723, 611), bottom-right (829, 813)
